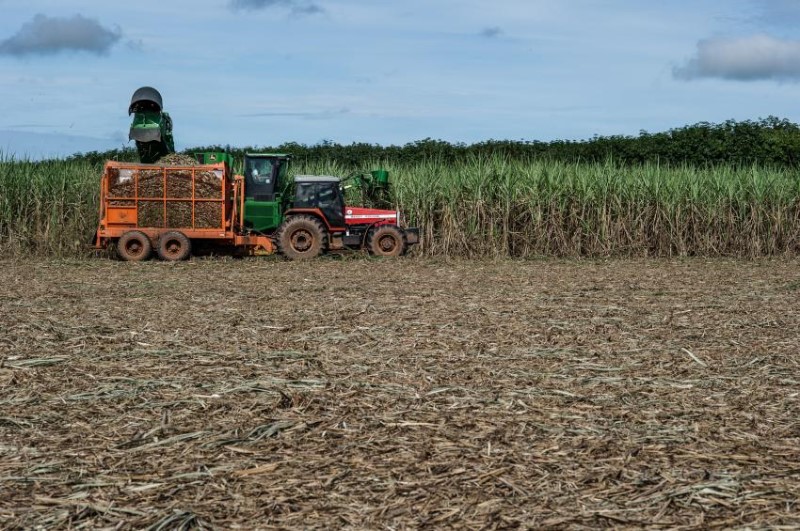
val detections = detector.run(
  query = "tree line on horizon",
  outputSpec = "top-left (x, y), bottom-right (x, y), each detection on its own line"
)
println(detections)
top-left (69, 117), bottom-right (800, 168)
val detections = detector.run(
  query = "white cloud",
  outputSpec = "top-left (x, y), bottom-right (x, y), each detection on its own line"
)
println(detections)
top-left (0, 14), bottom-right (121, 57)
top-left (674, 34), bottom-right (800, 82)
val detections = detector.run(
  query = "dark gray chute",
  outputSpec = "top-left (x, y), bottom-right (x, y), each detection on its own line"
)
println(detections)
top-left (129, 86), bottom-right (163, 114)
top-left (129, 127), bottom-right (162, 143)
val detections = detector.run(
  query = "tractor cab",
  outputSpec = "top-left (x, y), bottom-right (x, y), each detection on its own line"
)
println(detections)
top-left (292, 176), bottom-right (346, 228)
top-left (244, 154), bottom-right (290, 201)
top-left (241, 154), bottom-right (291, 232)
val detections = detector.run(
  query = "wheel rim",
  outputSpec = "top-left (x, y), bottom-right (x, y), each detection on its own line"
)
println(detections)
top-left (164, 239), bottom-right (183, 259)
top-left (378, 234), bottom-right (398, 253)
top-left (125, 239), bottom-right (144, 257)
top-left (290, 229), bottom-right (313, 253)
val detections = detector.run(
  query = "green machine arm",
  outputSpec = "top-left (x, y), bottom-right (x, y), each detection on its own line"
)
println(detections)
top-left (341, 169), bottom-right (392, 208)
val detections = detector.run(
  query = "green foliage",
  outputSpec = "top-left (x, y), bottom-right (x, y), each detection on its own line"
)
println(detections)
top-left (186, 117), bottom-right (800, 168)
top-left (65, 147), bottom-right (139, 166)
top-left (67, 117), bottom-right (800, 168)
top-left (6, 153), bottom-right (798, 259)
top-left (0, 156), bottom-right (101, 256)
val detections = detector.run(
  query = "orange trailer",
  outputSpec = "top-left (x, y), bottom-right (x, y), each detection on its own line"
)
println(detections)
top-left (94, 161), bottom-right (273, 260)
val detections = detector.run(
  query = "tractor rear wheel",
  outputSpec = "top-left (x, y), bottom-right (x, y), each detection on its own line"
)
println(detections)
top-left (367, 225), bottom-right (406, 257)
top-left (117, 231), bottom-right (152, 261)
top-left (277, 216), bottom-right (327, 260)
top-left (157, 231), bottom-right (192, 261)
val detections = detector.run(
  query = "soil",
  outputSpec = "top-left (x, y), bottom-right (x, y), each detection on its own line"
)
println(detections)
top-left (1, 258), bottom-right (798, 529)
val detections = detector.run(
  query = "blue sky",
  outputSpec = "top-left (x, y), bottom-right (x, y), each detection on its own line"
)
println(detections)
top-left (0, 0), bottom-right (799, 158)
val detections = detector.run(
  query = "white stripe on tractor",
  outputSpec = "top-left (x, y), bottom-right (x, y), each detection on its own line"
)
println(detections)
top-left (345, 214), bottom-right (397, 219)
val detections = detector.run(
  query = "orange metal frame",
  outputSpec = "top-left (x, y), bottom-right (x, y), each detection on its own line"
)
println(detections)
top-left (94, 161), bottom-right (275, 254)
top-left (96, 161), bottom-right (229, 236)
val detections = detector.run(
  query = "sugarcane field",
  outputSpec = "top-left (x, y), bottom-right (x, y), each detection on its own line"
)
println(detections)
top-left (3, 2), bottom-right (800, 529)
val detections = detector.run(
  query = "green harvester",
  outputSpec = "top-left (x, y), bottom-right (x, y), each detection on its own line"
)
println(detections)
top-left (128, 87), bottom-right (175, 163)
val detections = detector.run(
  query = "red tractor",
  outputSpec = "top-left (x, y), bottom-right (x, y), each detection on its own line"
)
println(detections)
top-left (273, 173), bottom-right (418, 259)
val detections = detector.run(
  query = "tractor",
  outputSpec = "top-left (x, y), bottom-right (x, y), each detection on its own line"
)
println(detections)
top-left (215, 152), bottom-right (418, 259)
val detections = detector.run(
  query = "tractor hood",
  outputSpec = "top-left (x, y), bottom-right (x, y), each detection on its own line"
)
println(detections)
top-left (344, 206), bottom-right (399, 226)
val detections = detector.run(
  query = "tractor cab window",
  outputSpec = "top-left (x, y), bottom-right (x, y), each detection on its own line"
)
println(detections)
top-left (277, 161), bottom-right (288, 187)
top-left (317, 184), bottom-right (339, 209)
top-left (295, 183), bottom-right (317, 207)
top-left (247, 159), bottom-right (273, 184)
top-left (245, 158), bottom-right (277, 200)
top-left (294, 181), bottom-right (345, 227)
top-left (320, 184), bottom-right (345, 227)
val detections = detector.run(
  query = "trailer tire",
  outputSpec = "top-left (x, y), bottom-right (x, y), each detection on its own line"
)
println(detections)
top-left (157, 231), bottom-right (192, 261)
top-left (117, 231), bottom-right (153, 262)
top-left (367, 225), bottom-right (406, 257)
top-left (277, 216), bottom-right (327, 260)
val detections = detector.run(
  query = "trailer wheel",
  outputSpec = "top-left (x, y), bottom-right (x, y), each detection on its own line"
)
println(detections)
top-left (157, 231), bottom-right (192, 261)
top-left (276, 216), bottom-right (327, 260)
top-left (367, 225), bottom-right (406, 257)
top-left (117, 231), bottom-right (152, 261)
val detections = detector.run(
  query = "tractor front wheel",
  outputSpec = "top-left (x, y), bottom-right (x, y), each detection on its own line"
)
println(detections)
top-left (276, 216), bottom-right (327, 260)
top-left (117, 231), bottom-right (152, 262)
top-left (367, 225), bottom-right (406, 257)
top-left (157, 231), bottom-right (192, 261)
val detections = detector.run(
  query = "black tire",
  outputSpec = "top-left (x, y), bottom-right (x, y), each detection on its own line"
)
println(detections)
top-left (276, 216), bottom-right (327, 260)
top-left (117, 231), bottom-right (152, 262)
top-left (367, 225), bottom-right (406, 257)
top-left (156, 231), bottom-right (192, 261)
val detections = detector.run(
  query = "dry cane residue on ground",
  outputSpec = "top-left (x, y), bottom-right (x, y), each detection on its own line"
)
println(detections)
top-left (0, 258), bottom-right (798, 529)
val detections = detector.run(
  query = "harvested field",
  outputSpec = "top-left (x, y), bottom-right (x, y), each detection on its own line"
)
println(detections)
top-left (1, 258), bottom-right (799, 529)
